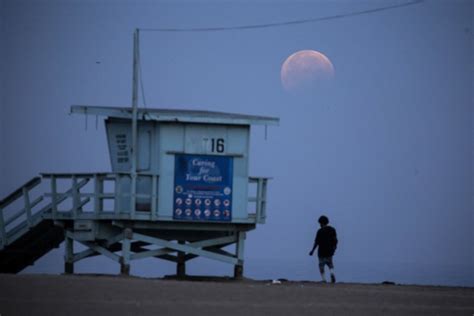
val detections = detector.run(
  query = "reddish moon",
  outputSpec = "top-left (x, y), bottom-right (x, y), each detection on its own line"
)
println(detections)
top-left (281, 50), bottom-right (335, 92)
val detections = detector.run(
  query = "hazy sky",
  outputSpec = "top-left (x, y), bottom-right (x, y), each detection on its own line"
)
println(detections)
top-left (1, 0), bottom-right (472, 286)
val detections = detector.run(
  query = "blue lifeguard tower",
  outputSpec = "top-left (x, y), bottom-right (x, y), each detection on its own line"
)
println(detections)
top-left (0, 106), bottom-right (278, 278)
top-left (0, 29), bottom-right (279, 278)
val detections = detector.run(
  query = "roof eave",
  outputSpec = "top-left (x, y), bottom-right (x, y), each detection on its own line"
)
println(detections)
top-left (70, 105), bottom-right (279, 126)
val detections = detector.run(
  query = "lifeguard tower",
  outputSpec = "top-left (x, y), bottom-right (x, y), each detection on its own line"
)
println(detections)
top-left (0, 29), bottom-right (279, 278)
top-left (0, 105), bottom-right (279, 278)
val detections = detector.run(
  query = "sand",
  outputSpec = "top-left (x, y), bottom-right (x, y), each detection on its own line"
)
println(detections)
top-left (0, 274), bottom-right (472, 315)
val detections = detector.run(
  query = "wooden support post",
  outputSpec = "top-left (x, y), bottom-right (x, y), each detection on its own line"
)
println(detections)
top-left (65, 232), bottom-right (74, 274)
top-left (261, 179), bottom-right (268, 221)
top-left (72, 176), bottom-right (79, 218)
top-left (120, 228), bottom-right (132, 275)
top-left (234, 232), bottom-right (246, 279)
top-left (234, 265), bottom-right (243, 280)
top-left (0, 206), bottom-right (5, 249)
top-left (114, 174), bottom-right (121, 215)
top-left (22, 187), bottom-right (32, 227)
top-left (51, 176), bottom-right (57, 217)
top-left (151, 175), bottom-right (157, 221)
top-left (255, 178), bottom-right (263, 223)
top-left (177, 240), bottom-right (186, 278)
top-left (94, 174), bottom-right (103, 215)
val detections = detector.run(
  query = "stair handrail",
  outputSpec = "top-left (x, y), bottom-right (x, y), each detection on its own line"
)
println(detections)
top-left (0, 177), bottom-right (41, 209)
top-left (0, 177), bottom-right (42, 249)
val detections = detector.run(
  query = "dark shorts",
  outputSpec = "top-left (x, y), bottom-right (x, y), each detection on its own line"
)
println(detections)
top-left (318, 257), bottom-right (334, 270)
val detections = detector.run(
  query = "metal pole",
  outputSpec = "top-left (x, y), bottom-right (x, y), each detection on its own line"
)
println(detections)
top-left (130, 28), bottom-right (139, 217)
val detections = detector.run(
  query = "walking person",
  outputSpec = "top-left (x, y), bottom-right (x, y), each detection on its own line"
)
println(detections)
top-left (309, 215), bottom-right (338, 283)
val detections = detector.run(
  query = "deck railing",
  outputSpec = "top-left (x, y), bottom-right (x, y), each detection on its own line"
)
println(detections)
top-left (40, 172), bottom-right (268, 223)
top-left (248, 177), bottom-right (268, 224)
top-left (41, 172), bottom-right (159, 221)
top-left (0, 173), bottom-right (269, 250)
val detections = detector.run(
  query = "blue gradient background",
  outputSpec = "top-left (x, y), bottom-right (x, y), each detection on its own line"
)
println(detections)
top-left (0, 0), bottom-right (472, 286)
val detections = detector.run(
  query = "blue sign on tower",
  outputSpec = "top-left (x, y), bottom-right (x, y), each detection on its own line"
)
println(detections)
top-left (173, 154), bottom-right (233, 221)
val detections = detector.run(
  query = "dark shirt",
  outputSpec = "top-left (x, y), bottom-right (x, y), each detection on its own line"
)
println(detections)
top-left (314, 225), bottom-right (338, 258)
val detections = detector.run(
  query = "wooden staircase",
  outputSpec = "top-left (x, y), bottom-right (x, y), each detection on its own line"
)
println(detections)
top-left (0, 177), bottom-right (64, 273)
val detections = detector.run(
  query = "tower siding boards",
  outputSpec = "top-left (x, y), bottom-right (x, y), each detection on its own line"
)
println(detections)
top-left (103, 108), bottom-right (261, 223)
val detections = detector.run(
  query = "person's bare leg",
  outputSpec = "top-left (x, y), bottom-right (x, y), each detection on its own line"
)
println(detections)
top-left (329, 268), bottom-right (336, 283)
top-left (319, 265), bottom-right (327, 283)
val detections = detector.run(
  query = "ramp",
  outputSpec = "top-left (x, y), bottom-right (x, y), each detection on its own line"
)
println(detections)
top-left (0, 177), bottom-right (64, 273)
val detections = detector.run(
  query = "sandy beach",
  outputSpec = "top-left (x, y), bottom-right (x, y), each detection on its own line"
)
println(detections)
top-left (0, 274), bottom-right (472, 315)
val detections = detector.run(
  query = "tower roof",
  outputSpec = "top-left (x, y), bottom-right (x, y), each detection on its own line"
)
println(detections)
top-left (71, 105), bottom-right (279, 126)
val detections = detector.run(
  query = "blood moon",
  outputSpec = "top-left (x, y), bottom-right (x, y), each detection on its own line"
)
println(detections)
top-left (281, 50), bottom-right (335, 93)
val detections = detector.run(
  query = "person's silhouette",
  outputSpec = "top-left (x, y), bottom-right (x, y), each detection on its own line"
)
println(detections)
top-left (309, 215), bottom-right (338, 283)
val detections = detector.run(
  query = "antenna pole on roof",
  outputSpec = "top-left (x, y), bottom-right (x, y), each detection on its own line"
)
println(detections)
top-left (130, 28), bottom-right (140, 216)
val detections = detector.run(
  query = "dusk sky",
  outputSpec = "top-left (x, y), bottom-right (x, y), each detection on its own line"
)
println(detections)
top-left (1, 0), bottom-right (472, 286)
